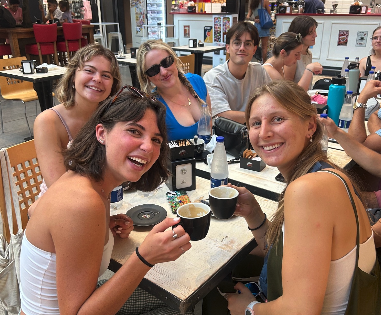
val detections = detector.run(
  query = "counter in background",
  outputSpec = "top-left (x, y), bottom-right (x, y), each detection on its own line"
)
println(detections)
top-left (276, 13), bottom-right (381, 70)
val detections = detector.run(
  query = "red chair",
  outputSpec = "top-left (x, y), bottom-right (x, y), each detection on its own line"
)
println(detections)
top-left (57, 22), bottom-right (84, 63)
top-left (73, 19), bottom-right (91, 25)
top-left (0, 44), bottom-right (11, 58)
top-left (25, 24), bottom-right (59, 65)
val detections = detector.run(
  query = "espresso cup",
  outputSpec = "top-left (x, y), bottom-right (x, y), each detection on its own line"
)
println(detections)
top-left (176, 203), bottom-right (211, 241)
top-left (209, 186), bottom-right (238, 219)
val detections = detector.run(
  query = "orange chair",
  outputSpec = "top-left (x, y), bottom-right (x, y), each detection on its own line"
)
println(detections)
top-left (57, 22), bottom-right (84, 63)
top-left (25, 23), bottom-right (59, 65)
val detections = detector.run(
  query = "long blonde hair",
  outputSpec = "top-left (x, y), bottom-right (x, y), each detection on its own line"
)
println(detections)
top-left (136, 40), bottom-right (204, 104)
top-left (246, 81), bottom-right (329, 246)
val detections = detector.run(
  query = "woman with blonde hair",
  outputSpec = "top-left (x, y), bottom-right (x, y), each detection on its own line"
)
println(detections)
top-left (359, 26), bottom-right (381, 76)
top-left (263, 32), bottom-right (323, 91)
top-left (226, 80), bottom-right (379, 314)
top-left (137, 40), bottom-right (211, 141)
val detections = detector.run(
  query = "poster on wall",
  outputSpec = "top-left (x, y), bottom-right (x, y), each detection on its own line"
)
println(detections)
top-left (214, 16), bottom-right (222, 42)
top-left (356, 31), bottom-right (368, 47)
top-left (222, 17), bottom-right (231, 43)
top-left (337, 30), bottom-right (349, 46)
top-left (184, 25), bottom-right (190, 38)
top-left (204, 26), bottom-right (213, 43)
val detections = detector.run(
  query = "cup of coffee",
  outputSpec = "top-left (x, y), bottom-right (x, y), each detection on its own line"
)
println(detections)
top-left (209, 186), bottom-right (238, 219)
top-left (176, 203), bottom-right (211, 241)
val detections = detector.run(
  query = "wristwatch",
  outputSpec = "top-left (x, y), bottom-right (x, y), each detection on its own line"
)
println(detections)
top-left (353, 101), bottom-right (367, 110)
top-left (246, 301), bottom-right (260, 315)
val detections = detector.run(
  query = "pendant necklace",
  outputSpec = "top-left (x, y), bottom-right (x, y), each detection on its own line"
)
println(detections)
top-left (167, 96), bottom-right (191, 107)
top-left (100, 188), bottom-right (111, 201)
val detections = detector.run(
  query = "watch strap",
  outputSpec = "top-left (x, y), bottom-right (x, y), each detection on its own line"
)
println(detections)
top-left (353, 101), bottom-right (367, 110)
top-left (246, 301), bottom-right (260, 315)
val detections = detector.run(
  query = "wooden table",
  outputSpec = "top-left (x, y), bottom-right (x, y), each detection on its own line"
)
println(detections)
top-left (0, 25), bottom-right (94, 57)
top-left (109, 176), bottom-right (278, 314)
top-left (171, 45), bottom-right (225, 76)
top-left (0, 66), bottom-right (66, 111)
top-left (116, 54), bottom-right (139, 88)
top-left (195, 143), bottom-right (352, 202)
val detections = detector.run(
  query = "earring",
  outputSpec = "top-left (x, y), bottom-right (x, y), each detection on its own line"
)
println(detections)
top-left (98, 138), bottom-right (104, 144)
top-left (310, 136), bottom-right (313, 143)
top-left (72, 84), bottom-right (75, 89)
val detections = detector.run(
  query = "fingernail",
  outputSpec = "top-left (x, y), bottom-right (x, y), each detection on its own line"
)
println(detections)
top-left (125, 221), bottom-right (130, 225)
top-left (173, 217), bottom-right (180, 222)
top-left (118, 227), bottom-right (122, 230)
top-left (116, 230), bottom-right (121, 234)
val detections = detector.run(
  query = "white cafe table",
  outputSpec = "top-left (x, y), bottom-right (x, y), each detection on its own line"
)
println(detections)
top-left (109, 176), bottom-right (278, 314)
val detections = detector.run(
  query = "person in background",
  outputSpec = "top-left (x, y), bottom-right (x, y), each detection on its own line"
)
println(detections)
top-left (360, 26), bottom-right (381, 76)
top-left (136, 40), bottom-right (211, 141)
top-left (58, 0), bottom-right (72, 23)
top-left (6, 0), bottom-right (22, 25)
top-left (263, 32), bottom-right (322, 91)
top-left (304, 0), bottom-right (325, 13)
top-left (203, 21), bottom-right (271, 124)
top-left (39, 0), bottom-right (62, 23)
top-left (226, 81), bottom-right (378, 314)
top-left (246, 0), bottom-right (271, 63)
top-left (285, 15), bottom-right (322, 90)
top-left (19, 88), bottom-right (192, 315)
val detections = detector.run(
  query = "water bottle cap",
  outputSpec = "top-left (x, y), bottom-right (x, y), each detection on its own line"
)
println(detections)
top-left (320, 113), bottom-right (328, 118)
top-left (345, 57), bottom-right (349, 59)
top-left (347, 91), bottom-right (353, 94)
top-left (331, 75), bottom-right (346, 85)
top-left (369, 71), bottom-right (375, 74)
top-left (216, 136), bottom-right (224, 142)
top-left (345, 68), bottom-right (349, 72)
top-left (371, 66), bottom-right (376, 69)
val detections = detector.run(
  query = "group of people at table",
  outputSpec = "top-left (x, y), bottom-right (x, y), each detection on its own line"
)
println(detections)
top-left (17, 13), bottom-right (381, 315)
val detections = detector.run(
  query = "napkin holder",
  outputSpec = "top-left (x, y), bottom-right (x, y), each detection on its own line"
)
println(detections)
top-left (189, 39), bottom-right (197, 48)
top-left (21, 60), bottom-right (35, 74)
top-left (240, 157), bottom-right (266, 172)
top-left (168, 139), bottom-right (195, 161)
top-left (166, 157), bottom-right (196, 191)
top-left (130, 47), bottom-right (138, 58)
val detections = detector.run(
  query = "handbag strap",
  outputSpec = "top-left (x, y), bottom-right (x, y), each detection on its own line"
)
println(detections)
top-left (319, 170), bottom-right (360, 267)
top-left (0, 149), bottom-right (23, 236)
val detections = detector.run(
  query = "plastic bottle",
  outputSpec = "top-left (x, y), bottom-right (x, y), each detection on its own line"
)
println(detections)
top-left (320, 113), bottom-right (328, 155)
top-left (327, 75), bottom-right (346, 125)
top-left (341, 57), bottom-right (350, 77)
top-left (348, 67), bottom-right (360, 94)
top-left (368, 70), bottom-right (375, 81)
top-left (197, 103), bottom-right (211, 144)
top-left (210, 136), bottom-right (229, 188)
top-left (355, 57), bottom-right (360, 63)
top-left (344, 68), bottom-right (349, 92)
top-left (338, 91), bottom-right (354, 132)
top-left (111, 185), bottom-right (124, 210)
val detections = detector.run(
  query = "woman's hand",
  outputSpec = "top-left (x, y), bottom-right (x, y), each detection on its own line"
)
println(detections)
top-left (306, 62), bottom-right (323, 75)
top-left (226, 282), bottom-right (256, 315)
top-left (227, 184), bottom-right (261, 219)
top-left (319, 115), bottom-right (340, 139)
top-left (138, 217), bottom-right (191, 265)
top-left (109, 214), bottom-right (134, 238)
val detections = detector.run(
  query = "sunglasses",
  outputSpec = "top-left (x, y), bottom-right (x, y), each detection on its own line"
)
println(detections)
top-left (111, 85), bottom-right (156, 104)
top-left (145, 55), bottom-right (175, 77)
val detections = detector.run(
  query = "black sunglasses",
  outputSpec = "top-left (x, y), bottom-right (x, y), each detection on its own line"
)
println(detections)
top-left (111, 85), bottom-right (156, 104)
top-left (145, 55), bottom-right (175, 77)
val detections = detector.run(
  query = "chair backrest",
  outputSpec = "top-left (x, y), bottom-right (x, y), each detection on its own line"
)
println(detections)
top-left (63, 22), bottom-right (82, 41)
top-left (73, 19), bottom-right (90, 25)
top-left (6, 140), bottom-right (42, 232)
top-left (33, 23), bottom-right (58, 43)
top-left (0, 158), bottom-right (10, 242)
top-left (178, 54), bottom-right (195, 74)
top-left (0, 57), bottom-right (34, 98)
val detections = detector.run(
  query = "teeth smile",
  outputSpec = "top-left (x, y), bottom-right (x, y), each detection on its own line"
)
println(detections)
top-left (87, 86), bottom-right (102, 92)
top-left (263, 143), bottom-right (281, 151)
top-left (129, 157), bottom-right (148, 165)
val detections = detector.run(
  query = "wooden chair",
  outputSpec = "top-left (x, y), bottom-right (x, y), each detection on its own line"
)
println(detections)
top-left (226, 52), bottom-right (230, 61)
top-left (5, 140), bottom-right (42, 232)
top-left (178, 54), bottom-right (195, 74)
top-left (25, 23), bottom-right (59, 65)
top-left (0, 57), bottom-right (39, 135)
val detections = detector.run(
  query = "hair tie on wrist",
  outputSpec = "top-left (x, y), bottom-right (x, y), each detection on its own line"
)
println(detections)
top-left (305, 68), bottom-right (314, 74)
top-left (136, 247), bottom-right (154, 267)
top-left (248, 213), bottom-right (267, 231)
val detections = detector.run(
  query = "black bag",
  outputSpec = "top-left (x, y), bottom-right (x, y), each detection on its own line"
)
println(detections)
top-left (213, 117), bottom-right (249, 158)
top-left (0, 7), bottom-right (16, 28)
top-left (313, 78), bottom-right (331, 90)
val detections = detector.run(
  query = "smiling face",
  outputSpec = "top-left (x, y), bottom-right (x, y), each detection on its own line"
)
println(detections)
top-left (282, 44), bottom-right (303, 66)
top-left (226, 31), bottom-right (257, 67)
top-left (144, 49), bottom-right (178, 91)
top-left (248, 93), bottom-right (313, 177)
top-left (74, 55), bottom-right (114, 106)
top-left (372, 28), bottom-right (381, 51)
top-left (9, 4), bottom-right (19, 12)
top-left (302, 26), bottom-right (317, 47)
top-left (97, 109), bottom-right (163, 184)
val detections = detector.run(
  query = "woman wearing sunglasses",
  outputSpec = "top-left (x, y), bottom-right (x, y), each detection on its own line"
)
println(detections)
top-left (19, 87), bottom-right (192, 315)
top-left (137, 40), bottom-right (211, 141)
top-left (263, 32), bottom-right (323, 91)
top-left (359, 26), bottom-right (381, 76)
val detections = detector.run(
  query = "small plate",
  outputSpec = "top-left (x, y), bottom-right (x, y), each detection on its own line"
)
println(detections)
top-left (126, 204), bottom-right (167, 226)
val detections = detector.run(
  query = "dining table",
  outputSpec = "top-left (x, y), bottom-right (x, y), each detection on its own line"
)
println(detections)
top-left (109, 176), bottom-right (278, 314)
top-left (0, 24), bottom-right (94, 57)
top-left (0, 66), bottom-right (66, 111)
top-left (171, 45), bottom-right (225, 76)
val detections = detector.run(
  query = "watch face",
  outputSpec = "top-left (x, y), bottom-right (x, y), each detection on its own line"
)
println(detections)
top-left (246, 309), bottom-right (253, 315)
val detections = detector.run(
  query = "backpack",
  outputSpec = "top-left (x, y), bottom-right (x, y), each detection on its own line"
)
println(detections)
top-left (313, 78), bottom-right (332, 90)
top-left (0, 6), bottom-right (16, 28)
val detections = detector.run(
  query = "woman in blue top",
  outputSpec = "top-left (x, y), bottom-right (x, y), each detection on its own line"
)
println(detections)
top-left (137, 40), bottom-right (211, 141)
